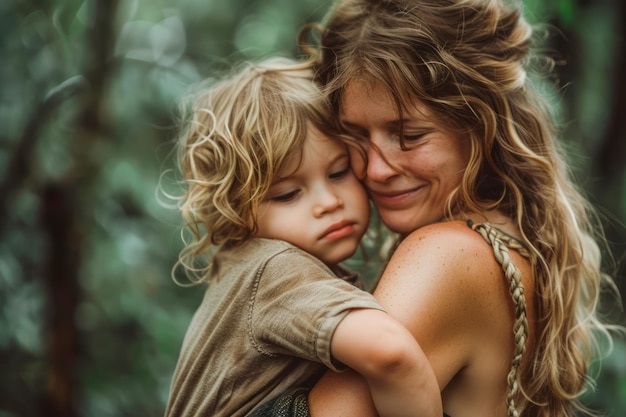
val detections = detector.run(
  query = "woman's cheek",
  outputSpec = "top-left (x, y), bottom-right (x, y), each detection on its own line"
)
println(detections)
top-left (348, 147), bottom-right (367, 180)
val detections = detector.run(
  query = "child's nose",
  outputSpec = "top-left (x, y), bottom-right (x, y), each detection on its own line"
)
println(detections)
top-left (313, 188), bottom-right (344, 217)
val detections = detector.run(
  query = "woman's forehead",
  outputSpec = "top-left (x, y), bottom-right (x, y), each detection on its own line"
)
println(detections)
top-left (340, 79), bottom-right (433, 122)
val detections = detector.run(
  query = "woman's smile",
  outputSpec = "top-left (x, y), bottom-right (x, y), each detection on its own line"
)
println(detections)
top-left (367, 186), bottom-right (424, 208)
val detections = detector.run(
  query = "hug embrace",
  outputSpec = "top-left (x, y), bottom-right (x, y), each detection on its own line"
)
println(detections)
top-left (164, 1), bottom-right (623, 417)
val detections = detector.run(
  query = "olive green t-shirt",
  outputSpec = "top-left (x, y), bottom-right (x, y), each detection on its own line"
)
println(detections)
top-left (165, 238), bottom-right (383, 417)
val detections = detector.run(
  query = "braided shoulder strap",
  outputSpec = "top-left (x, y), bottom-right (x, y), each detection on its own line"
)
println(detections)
top-left (467, 220), bottom-right (532, 417)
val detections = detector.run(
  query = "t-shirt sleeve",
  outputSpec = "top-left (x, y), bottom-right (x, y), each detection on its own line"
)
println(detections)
top-left (248, 248), bottom-right (384, 371)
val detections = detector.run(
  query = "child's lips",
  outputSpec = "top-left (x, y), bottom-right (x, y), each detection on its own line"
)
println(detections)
top-left (319, 220), bottom-right (354, 241)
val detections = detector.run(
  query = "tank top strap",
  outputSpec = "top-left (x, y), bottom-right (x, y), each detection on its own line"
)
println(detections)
top-left (466, 219), bottom-right (528, 417)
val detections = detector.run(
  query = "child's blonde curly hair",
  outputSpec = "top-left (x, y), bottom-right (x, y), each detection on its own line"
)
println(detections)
top-left (174, 57), bottom-right (339, 284)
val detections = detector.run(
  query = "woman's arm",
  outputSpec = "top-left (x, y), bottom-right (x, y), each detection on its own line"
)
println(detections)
top-left (309, 368), bottom-right (376, 417)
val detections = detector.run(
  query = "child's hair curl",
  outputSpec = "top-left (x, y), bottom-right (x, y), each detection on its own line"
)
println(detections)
top-left (174, 57), bottom-right (336, 284)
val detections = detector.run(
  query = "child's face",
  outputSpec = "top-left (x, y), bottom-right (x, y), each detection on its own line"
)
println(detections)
top-left (255, 127), bottom-right (370, 266)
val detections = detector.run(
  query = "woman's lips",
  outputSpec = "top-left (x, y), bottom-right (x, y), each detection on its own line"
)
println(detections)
top-left (368, 187), bottom-right (422, 206)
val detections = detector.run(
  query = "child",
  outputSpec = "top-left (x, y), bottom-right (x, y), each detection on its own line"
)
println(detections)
top-left (164, 57), bottom-right (441, 417)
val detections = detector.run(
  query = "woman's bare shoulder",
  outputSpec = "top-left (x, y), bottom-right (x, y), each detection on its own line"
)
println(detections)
top-left (399, 219), bottom-right (484, 248)
top-left (375, 220), bottom-right (519, 386)
top-left (385, 220), bottom-right (501, 289)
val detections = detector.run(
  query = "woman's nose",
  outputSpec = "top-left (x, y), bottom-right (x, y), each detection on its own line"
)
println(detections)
top-left (366, 141), bottom-right (398, 183)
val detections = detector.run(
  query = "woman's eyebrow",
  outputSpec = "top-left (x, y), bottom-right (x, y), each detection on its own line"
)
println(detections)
top-left (339, 120), bottom-right (364, 130)
top-left (340, 119), bottom-right (412, 129)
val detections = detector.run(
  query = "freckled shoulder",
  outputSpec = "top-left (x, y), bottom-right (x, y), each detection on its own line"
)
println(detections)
top-left (388, 220), bottom-right (502, 287)
top-left (374, 220), bottom-right (517, 386)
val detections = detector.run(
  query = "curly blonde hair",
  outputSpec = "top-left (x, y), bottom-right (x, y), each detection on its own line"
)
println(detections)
top-left (175, 57), bottom-right (337, 284)
top-left (302, 0), bottom-right (621, 415)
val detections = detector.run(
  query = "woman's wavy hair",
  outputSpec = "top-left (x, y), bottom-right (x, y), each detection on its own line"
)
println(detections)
top-left (174, 57), bottom-right (337, 284)
top-left (301, 0), bottom-right (620, 415)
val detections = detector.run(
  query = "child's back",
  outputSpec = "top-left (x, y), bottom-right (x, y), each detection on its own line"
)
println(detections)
top-left (165, 239), bottom-right (380, 417)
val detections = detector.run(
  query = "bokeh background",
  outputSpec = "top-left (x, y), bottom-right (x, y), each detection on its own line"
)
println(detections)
top-left (1, 0), bottom-right (625, 416)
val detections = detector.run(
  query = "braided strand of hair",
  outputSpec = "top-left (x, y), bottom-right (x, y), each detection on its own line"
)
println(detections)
top-left (468, 220), bottom-right (532, 417)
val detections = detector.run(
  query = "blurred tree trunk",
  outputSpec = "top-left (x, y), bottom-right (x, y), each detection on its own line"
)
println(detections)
top-left (41, 184), bottom-right (81, 417)
top-left (39, 0), bottom-right (119, 416)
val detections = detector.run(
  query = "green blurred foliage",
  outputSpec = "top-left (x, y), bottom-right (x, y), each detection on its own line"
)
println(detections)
top-left (0, 0), bottom-right (624, 416)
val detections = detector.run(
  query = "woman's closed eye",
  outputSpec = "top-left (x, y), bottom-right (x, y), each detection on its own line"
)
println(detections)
top-left (402, 132), bottom-right (428, 142)
top-left (397, 131), bottom-right (432, 150)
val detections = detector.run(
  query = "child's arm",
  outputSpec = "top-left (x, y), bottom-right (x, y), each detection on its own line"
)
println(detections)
top-left (330, 308), bottom-right (442, 417)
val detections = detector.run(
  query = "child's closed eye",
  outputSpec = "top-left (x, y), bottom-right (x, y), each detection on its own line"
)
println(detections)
top-left (329, 166), bottom-right (350, 180)
top-left (270, 189), bottom-right (300, 202)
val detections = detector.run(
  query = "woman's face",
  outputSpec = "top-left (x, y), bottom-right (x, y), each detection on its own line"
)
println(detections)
top-left (339, 81), bottom-right (470, 234)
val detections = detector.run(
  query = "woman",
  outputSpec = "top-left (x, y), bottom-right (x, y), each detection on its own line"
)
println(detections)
top-left (295, 0), bottom-right (619, 416)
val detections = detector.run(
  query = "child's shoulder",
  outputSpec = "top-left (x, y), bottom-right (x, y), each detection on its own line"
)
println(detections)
top-left (226, 238), bottom-right (323, 268)
top-left (211, 238), bottom-right (331, 286)
top-left (242, 238), bottom-right (308, 257)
